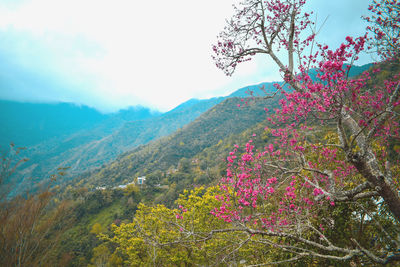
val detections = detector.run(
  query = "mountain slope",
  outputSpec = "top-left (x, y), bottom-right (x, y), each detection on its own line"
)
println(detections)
top-left (229, 64), bottom-right (373, 98)
top-left (0, 101), bottom-right (107, 147)
top-left (0, 101), bottom-right (161, 149)
top-left (4, 63), bottom-right (374, 194)
top-left (75, 97), bottom-right (278, 188)
top-left (11, 97), bottom-right (225, 194)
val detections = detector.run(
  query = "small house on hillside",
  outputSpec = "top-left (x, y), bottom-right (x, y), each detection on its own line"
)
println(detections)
top-left (137, 176), bottom-right (146, 185)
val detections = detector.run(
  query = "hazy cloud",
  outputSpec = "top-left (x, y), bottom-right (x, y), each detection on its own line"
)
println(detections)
top-left (0, 0), bottom-right (372, 112)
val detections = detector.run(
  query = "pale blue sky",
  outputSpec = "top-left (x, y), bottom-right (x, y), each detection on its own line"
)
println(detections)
top-left (0, 0), bottom-right (372, 112)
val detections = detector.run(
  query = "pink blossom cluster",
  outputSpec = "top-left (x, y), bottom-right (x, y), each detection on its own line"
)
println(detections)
top-left (212, 0), bottom-right (400, 236)
top-left (363, 0), bottom-right (400, 60)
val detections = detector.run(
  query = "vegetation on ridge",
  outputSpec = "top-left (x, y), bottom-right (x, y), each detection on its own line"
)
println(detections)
top-left (0, 0), bottom-right (399, 266)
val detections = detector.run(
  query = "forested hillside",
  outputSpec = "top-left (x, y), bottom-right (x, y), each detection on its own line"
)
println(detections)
top-left (77, 0), bottom-right (399, 265)
top-left (1, 63), bottom-right (372, 196)
top-left (1, 61), bottom-right (387, 266)
top-left (7, 97), bottom-right (224, 195)
top-left (46, 98), bottom-right (283, 266)
top-left (74, 97), bottom-right (277, 189)
top-left (0, 0), bottom-right (399, 266)
top-left (47, 60), bottom-right (399, 266)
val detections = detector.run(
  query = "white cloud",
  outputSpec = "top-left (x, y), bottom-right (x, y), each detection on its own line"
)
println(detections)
top-left (0, 0), bottom-right (372, 112)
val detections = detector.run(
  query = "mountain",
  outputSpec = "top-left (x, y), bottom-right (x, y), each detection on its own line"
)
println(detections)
top-left (229, 63), bottom-right (373, 98)
top-left (74, 97), bottom-right (278, 189)
top-left (0, 101), bottom-right (106, 148)
top-left (3, 63), bottom-right (374, 195)
top-left (0, 101), bottom-right (161, 149)
top-left (229, 81), bottom-right (281, 98)
top-left (9, 97), bottom-right (225, 194)
top-left (348, 63), bottom-right (374, 76)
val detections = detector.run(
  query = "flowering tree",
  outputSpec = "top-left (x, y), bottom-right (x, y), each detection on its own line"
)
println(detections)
top-left (105, 187), bottom-right (272, 265)
top-left (364, 0), bottom-right (400, 61)
top-left (210, 0), bottom-right (400, 264)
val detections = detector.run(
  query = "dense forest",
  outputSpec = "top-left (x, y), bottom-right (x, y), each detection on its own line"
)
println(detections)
top-left (1, 0), bottom-right (400, 266)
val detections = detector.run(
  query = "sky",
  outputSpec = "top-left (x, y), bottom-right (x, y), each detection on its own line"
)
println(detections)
top-left (0, 0), bottom-right (372, 113)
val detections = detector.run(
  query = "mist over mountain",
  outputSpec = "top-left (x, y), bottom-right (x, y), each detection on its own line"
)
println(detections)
top-left (73, 96), bottom-right (276, 189)
top-left (6, 97), bottom-right (225, 194)
top-left (0, 0), bottom-right (390, 264)
top-left (1, 63), bottom-right (373, 195)
top-left (0, 100), bottom-right (160, 148)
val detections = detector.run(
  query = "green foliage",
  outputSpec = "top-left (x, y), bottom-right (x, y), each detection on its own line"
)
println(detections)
top-left (90, 223), bottom-right (103, 235)
top-left (74, 97), bottom-right (276, 190)
top-left (3, 56), bottom-right (390, 266)
top-left (8, 98), bottom-right (221, 196)
top-left (103, 187), bottom-right (260, 265)
top-left (0, 190), bottom-right (73, 266)
top-left (88, 244), bottom-right (111, 267)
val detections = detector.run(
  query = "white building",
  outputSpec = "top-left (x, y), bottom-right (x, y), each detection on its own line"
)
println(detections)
top-left (137, 176), bottom-right (146, 185)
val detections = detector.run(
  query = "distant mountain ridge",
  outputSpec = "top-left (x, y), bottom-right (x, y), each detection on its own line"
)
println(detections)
top-left (74, 97), bottom-right (277, 189)
top-left (9, 97), bottom-right (225, 194)
top-left (0, 101), bottom-right (160, 148)
top-left (229, 63), bottom-right (373, 98)
top-left (1, 63), bottom-right (373, 194)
